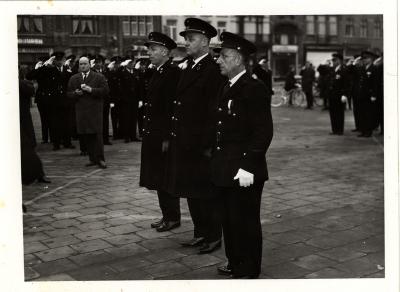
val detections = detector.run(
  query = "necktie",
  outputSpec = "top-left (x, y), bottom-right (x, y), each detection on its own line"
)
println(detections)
top-left (222, 81), bottom-right (231, 95)
top-left (187, 58), bottom-right (194, 70)
top-left (82, 73), bottom-right (87, 82)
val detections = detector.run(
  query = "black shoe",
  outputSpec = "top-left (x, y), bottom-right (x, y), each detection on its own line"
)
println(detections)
top-left (198, 239), bottom-right (221, 254)
top-left (98, 161), bottom-right (107, 169)
top-left (156, 220), bottom-right (180, 232)
top-left (37, 176), bottom-right (51, 183)
top-left (180, 237), bottom-right (205, 247)
top-left (217, 264), bottom-right (232, 276)
top-left (52, 145), bottom-right (60, 151)
top-left (63, 144), bottom-right (76, 149)
top-left (231, 274), bottom-right (259, 279)
top-left (150, 218), bottom-right (164, 228)
top-left (85, 162), bottom-right (97, 167)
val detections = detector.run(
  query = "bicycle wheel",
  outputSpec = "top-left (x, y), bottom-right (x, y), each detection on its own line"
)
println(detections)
top-left (271, 94), bottom-right (285, 107)
top-left (292, 90), bottom-right (306, 107)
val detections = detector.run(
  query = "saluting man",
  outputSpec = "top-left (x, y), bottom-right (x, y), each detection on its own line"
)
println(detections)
top-left (163, 18), bottom-right (224, 254)
top-left (212, 32), bottom-right (273, 279)
top-left (140, 32), bottom-right (181, 232)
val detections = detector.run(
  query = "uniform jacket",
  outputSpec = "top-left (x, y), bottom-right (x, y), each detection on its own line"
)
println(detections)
top-left (210, 73), bottom-right (273, 187)
top-left (359, 64), bottom-right (378, 101)
top-left (119, 68), bottom-right (140, 104)
top-left (252, 65), bottom-right (274, 96)
top-left (104, 69), bottom-right (122, 104)
top-left (67, 70), bottom-right (109, 134)
top-left (164, 53), bottom-right (224, 198)
top-left (328, 65), bottom-right (351, 102)
top-left (140, 61), bottom-right (180, 190)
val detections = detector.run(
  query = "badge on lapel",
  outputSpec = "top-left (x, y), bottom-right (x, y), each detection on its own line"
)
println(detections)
top-left (335, 74), bottom-right (341, 80)
top-left (366, 71), bottom-right (372, 77)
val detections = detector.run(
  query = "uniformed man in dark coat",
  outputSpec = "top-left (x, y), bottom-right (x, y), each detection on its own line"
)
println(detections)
top-left (164, 18), bottom-right (224, 254)
top-left (327, 53), bottom-right (350, 135)
top-left (106, 56), bottom-right (123, 140)
top-left (300, 61), bottom-right (316, 109)
top-left (211, 32), bottom-right (273, 279)
top-left (67, 57), bottom-right (109, 168)
top-left (252, 58), bottom-right (274, 97)
top-left (347, 56), bottom-right (363, 132)
top-left (358, 51), bottom-right (379, 137)
top-left (140, 32), bottom-right (181, 232)
top-left (119, 58), bottom-right (141, 143)
top-left (373, 53), bottom-right (383, 135)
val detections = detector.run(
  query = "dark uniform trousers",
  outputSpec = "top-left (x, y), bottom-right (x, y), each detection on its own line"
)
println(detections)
top-left (328, 97), bottom-right (346, 134)
top-left (121, 101), bottom-right (139, 140)
top-left (36, 101), bottom-right (51, 142)
top-left (157, 190), bottom-right (180, 221)
top-left (215, 182), bottom-right (264, 277)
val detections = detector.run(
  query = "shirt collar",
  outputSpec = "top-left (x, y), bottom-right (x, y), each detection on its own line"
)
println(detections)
top-left (229, 70), bottom-right (247, 87)
top-left (192, 53), bottom-right (209, 68)
top-left (82, 71), bottom-right (89, 77)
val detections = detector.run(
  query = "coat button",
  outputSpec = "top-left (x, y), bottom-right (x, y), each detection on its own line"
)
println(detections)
top-left (173, 100), bottom-right (176, 104)
top-left (144, 102), bottom-right (148, 106)
top-left (218, 121), bottom-right (222, 125)
top-left (171, 116), bottom-right (175, 120)
top-left (217, 147), bottom-right (221, 150)
top-left (243, 152), bottom-right (247, 156)
top-left (143, 115), bottom-right (146, 118)
top-left (218, 108), bottom-right (222, 111)
top-left (233, 113), bottom-right (236, 116)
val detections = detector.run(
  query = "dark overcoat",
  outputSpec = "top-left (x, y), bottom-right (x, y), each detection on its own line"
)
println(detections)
top-left (164, 54), bottom-right (224, 198)
top-left (358, 64), bottom-right (379, 131)
top-left (140, 62), bottom-right (180, 190)
top-left (67, 71), bottom-right (109, 134)
top-left (210, 73), bottom-right (273, 187)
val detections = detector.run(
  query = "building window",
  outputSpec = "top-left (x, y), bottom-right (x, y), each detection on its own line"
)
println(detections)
top-left (328, 16), bottom-right (337, 36)
top-left (131, 16), bottom-right (138, 36)
top-left (139, 16), bottom-right (146, 36)
top-left (280, 34), bottom-right (288, 45)
top-left (263, 16), bottom-right (270, 35)
top-left (17, 16), bottom-right (43, 34)
top-left (317, 16), bottom-right (326, 36)
top-left (345, 18), bottom-right (354, 37)
top-left (244, 17), bottom-right (256, 34)
top-left (122, 20), bottom-right (130, 36)
top-left (374, 19), bottom-right (382, 38)
top-left (306, 15), bottom-right (315, 35)
top-left (217, 21), bottom-right (226, 37)
top-left (166, 19), bottom-right (177, 41)
top-left (72, 16), bottom-right (98, 35)
top-left (360, 19), bottom-right (368, 38)
top-left (146, 16), bottom-right (153, 34)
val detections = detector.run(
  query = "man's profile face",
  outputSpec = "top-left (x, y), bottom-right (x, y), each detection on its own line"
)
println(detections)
top-left (216, 48), bottom-right (239, 76)
top-left (148, 44), bottom-right (166, 66)
top-left (79, 57), bottom-right (90, 73)
top-left (184, 32), bottom-right (207, 57)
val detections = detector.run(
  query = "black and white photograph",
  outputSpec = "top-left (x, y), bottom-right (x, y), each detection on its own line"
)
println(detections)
top-left (0, 1), bottom-right (398, 292)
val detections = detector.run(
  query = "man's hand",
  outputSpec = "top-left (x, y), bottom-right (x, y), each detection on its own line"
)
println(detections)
top-left (162, 140), bottom-right (169, 152)
top-left (44, 56), bottom-right (55, 66)
top-left (341, 96), bottom-right (347, 103)
top-left (138, 101), bottom-right (143, 108)
top-left (371, 96), bottom-right (377, 102)
top-left (74, 89), bottom-right (83, 96)
top-left (233, 168), bottom-right (254, 187)
top-left (81, 84), bottom-right (92, 93)
top-left (35, 61), bottom-right (43, 70)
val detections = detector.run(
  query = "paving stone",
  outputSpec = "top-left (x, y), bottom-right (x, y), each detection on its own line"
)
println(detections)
top-left (317, 247), bottom-right (367, 262)
top-left (24, 267), bottom-right (40, 281)
top-left (24, 242), bottom-right (49, 254)
top-left (69, 250), bottom-right (117, 266)
top-left (74, 229), bottom-right (112, 241)
top-left (70, 239), bottom-right (112, 253)
top-left (138, 238), bottom-right (178, 250)
top-left (144, 261), bottom-right (190, 278)
top-left (179, 254), bottom-right (223, 269)
top-left (136, 229), bottom-right (173, 239)
top-left (104, 242), bottom-right (149, 258)
top-left (54, 204), bottom-right (83, 212)
top-left (115, 268), bottom-right (154, 280)
top-left (334, 256), bottom-right (383, 278)
top-left (105, 223), bottom-right (140, 235)
top-left (50, 219), bottom-right (81, 229)
top-left (42, 235), bottom-right (81, 249)
top-left (67, 265), bottom-right (118, 280)
top-left (109, 256), bottom-right (153, 272)
top-left (76, 221), bottom-right (110, 232)
top-left (36, 273), bottom-right (76, 281)
top-left (264, 262), bottom-right (312, 279)
top-left (23, 232), bottom-right (50, 243)
top-left (144, 249), bottom-right (187, 263)
top-left (103, 234), bottom-right (142, 246)
top-left (24, 254), bottom-right (42, 267)
top-left (33, 258), bottom-right (78, 277)
top-left (44, 227), bottom-right (82, 238)
top-left (304, 267), bottom-right (350, 279)
top-left (35, 246), bottom-right (78, 262)
top-left (292, 254), bottom-right (338, 270)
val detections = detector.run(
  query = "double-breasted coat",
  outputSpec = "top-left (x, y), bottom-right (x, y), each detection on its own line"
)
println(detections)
top-left (210, 73), bottom-right (273, 187)
top-left (358, 64), bottom-right (379, 133)
top-left (140, 61), bottom-right (180, 190)
top-left (67, 71), bottom-right (109, 134)
top-left (164, 54), bottom-right (224, 198)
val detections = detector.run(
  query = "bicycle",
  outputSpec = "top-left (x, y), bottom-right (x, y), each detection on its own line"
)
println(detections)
top-left (271, 83), bottom-right (306, 108)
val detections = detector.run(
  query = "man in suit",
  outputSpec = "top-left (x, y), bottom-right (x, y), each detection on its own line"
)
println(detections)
top-left (67, 57), bottom-right (109, 169)
top-left (164, 18), bottom-right (224, 254)
top-left (300, 61), bottom-right (316, 109)
top-left (119, 58), bottom-right (141, 143)
top-left (252, 58), bottom-right (274, 98)
top-left (140, 32), bottom-right (181, 232)
top-left (358, 51), bottom-right (379, 138)
top-left (327, 53), bottom-right (350, 135)
top-left (211, 32), bottom-right (273, 279)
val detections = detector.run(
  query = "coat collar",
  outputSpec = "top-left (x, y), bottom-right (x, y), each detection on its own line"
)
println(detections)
top-left (177, 54), bottom-right (213, 93)
top-left (219, 72), bottom-right (250, 101)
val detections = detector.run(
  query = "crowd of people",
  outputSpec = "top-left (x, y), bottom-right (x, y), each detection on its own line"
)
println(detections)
top-left (19, 16), bottom-right (383, 279)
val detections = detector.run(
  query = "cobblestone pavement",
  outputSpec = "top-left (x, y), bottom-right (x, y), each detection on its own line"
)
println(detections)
top-left (22, 102), bottom-right (384, 281)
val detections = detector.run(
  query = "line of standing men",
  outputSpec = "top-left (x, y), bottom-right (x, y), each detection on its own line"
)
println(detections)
top-left (139, 18), bottom-right (273, 279)
top-left (326, 51), bottom-right (383, 137)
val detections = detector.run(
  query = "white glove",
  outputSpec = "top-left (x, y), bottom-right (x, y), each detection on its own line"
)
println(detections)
top-left (178, 60), bottom-right (188, 70)
top-left (371, 97), bottom-right (377, 102)
top-left (138, 101), bottom-right (143, 108)
top-left (134, 61), bottom-right (141, 70)
top-left (121, 59), bottom-right (132, 67)
top-left (252, 73), bottom-right (258, 79)
top-left (35, 61), bottom-right (43, 70)
top-left (43, 56), bottom-right (55, 66)
top-left (107, 61), bottom-right (115, 70)
top-left (110, 103), bottom-right (115, 108)
top-left (233, 168), bottom-right (254, 187)
top-left (341, 96), bottom-right (347, 103)
top-left (64, 58), bottom-right (71, 67)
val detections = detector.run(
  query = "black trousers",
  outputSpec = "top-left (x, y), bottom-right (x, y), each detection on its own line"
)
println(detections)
top-left (359, 99), bottom-right (375, 135)
top-left (49, 105), bottom-right (73, 147)
top-left (157, 190), bottom-right (180, 221)
top-left (215, 182), bottom-right (264, 278)
top-left (187, 197), bottom-right (221, 243)
top-left (304, 86), bottom-right (314, 109)
top-left (103, 103), bottom-right (110, 143)
top-left (352, 96), bottom-right (361, 130)
top-left (328, 97), bottom-right (345, 134)
top-left (121, 101), bottom-right (138, 140)
top-left (36, 101), bottom-right (51, 142)
top-left (137, 106), bottom-right (144, 136)
top-left (82, 133), bottom-right (105, 163)
top-left (110, 103), bottom-right (121, 139)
